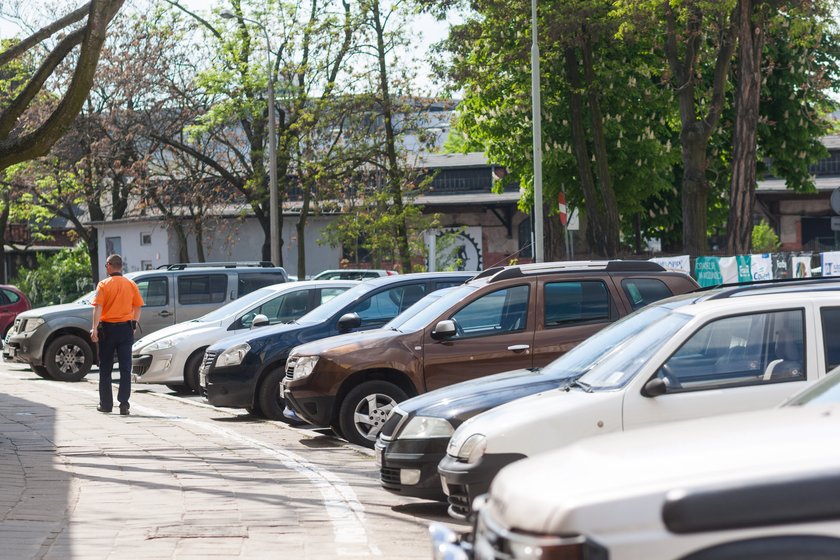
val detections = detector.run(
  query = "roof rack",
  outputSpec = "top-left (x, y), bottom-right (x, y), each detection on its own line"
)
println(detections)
top-left (702, 276), bottom-right (840, 300)
top-left (481, 260), bottom-right (665, 283)
top-left (160, 261), bottom-right (278, 270)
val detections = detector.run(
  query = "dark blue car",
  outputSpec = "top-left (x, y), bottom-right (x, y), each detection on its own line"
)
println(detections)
top-left (200, 272), bottom-right (474, 420)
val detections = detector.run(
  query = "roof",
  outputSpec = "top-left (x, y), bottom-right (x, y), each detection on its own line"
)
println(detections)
top-left (415, 152), bottom-right (490, 169)
top-left (756, 176), bottom-right (840, 193)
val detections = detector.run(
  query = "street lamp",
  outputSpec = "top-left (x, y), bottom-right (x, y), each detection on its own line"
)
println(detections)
top-left (220, 10), bottom-right (280, 267)
top-left (530, 0), bottom-right (544, 263)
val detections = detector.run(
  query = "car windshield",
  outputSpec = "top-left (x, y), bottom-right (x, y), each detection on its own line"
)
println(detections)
top-left (383, 287), bottom-right (458, 330)
top-left (73, 290), bottom-right (96, 305)
top-left (538, 305), bottom-right (682, 382)
top-left (576, 311), bottom-right (693, 390)
top-left (295, 281), bottom-right (378, 324)
top-left (391, 284), bottom-right (480, 333)
top-left (784, 365), bottom-right (840, 406)
top-left (195, 286), bottom-right (281, 322)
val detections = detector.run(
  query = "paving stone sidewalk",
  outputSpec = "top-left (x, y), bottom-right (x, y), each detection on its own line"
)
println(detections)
top-left (0, 365), bottom-right (459, 559)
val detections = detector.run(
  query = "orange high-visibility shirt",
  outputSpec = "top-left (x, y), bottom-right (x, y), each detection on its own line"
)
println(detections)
top-left (92, 275), bottom-right (144, 322)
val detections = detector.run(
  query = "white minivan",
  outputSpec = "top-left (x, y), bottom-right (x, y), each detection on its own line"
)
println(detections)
top-left (438, 284), bottom-right (840, 518)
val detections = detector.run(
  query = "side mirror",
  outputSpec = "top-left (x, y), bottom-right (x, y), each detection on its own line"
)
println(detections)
top-left (432, 319), bottom-right (457, 340)
top-left (642, 377), bottom-right (667, 398)
top-left (337, 312), bottom-right (362, 332)
top-left (251, 314), bottom-right (270, 329)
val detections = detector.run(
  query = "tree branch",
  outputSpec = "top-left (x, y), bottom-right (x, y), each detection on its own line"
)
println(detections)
top-left (0, 3), bottom-right (89, 67)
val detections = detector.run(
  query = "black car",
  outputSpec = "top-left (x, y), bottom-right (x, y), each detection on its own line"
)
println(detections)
top-left (199, 272), bottom-right (474, 420)
top-left (373, 303), bottom-right (671, 501)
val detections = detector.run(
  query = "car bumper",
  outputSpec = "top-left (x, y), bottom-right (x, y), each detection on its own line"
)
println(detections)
top-left (438, 452), bottom-right (526, 519)
top-left (376, 437), bottom-right (449, 501)
top-left (284, 388), bottom-right (335, 428)
top-left (4, 331), bottom-right (46, 364)
top-left (204, 367), bottom-right (258, 409)
top-left (131, 351), bottom-right (184, 384)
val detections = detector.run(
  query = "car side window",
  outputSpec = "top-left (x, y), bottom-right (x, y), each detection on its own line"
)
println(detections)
top-left (1, 289), bottom-right (18, 304)
top-left (237, 272), bottom-right (286, 297)
top-left (621, 278), bottom-right (673, 310)
top-left (136, 277), bottom-right (169, 307)
top-left (178, 274), bottom-right (227, 305)
top-left (820, 308), bottom-right (840, 370)
top-left (319, 287), bottom-right (347, 304)
top-left (657, 309), bottom-right (805, 393)
top-left (544, 281), bottom-right (610, 327)
top-left (240, 290), bottom-right (311, 327)
top-left (350, 287), bottom-right (402, 324)
top-left (0, 290), bottom-right (10, 305)
top-left (451, 285), bottom-right (529, 338)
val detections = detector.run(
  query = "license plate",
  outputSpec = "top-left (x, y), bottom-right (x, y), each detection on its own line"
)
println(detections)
top-left (279, 380), bottom-right (287, 398)
top-left (6, 346), bottom-right (15, 358)
top-left (199, 369), bottom-right (207, 388)
top-left (440, 475), bottom-right (449, 496)
top-left (375, 445), bottom-right (384, 467)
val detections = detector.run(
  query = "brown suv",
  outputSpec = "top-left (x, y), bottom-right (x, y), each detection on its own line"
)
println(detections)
top-left (283, 261), bottom-right (699, 447)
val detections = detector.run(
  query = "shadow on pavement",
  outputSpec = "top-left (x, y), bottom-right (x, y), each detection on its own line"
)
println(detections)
top-left (391, 501), bottom-right (469, 525)
top-left (0, 392), bottom-right (72, 558)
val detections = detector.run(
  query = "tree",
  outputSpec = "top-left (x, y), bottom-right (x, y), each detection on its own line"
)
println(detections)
top-left (0, 0), bottom-right (126, 171)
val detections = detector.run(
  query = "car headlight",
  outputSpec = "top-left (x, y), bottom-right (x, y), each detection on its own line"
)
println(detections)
top-left (291, 355), bottom-right (319, 380)
top-left (20, 318), bottom-right (45, 333)
top-left (398, 416), bottom-right (454, 439)
top-left (449, 433), bottom-right (487, 464)
top-left (217, 342), bottom-right (251, 367)
top-left (143, 336), bottom-right (182, 352)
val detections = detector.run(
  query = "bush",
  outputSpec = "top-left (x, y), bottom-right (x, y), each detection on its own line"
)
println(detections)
top-left (13, 244), bottom-right (93, 308)
top-left (751, 220), bottom-right (781, 253)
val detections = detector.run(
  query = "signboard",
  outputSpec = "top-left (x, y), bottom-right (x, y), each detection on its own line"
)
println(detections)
top-left (558, 192), bottom-right (568, 227)
top-left (831, 216), bottom-right (840, 231)
top-left (831, 187), bottom-right (840, 214)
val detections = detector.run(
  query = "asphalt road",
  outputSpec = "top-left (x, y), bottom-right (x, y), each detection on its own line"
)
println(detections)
top-left (0, 360), bottom-right (467, 559)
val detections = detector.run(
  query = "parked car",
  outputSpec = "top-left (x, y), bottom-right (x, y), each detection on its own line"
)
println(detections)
top-left (199, 272), bottom-right (474, 420)
top-left (286, 260), bottom-right (697, 448)
top-left (438, 282), bottom-right (840, 518)
top-left (3, 262), bottom-right (288, 382)
top-left (431, 366), bottom-right (840, 560)
top-left (311, 269), bottom-right (399, 280)
top-left (0, 284), bottom-right (31, 339)
top-left (131, 280), bottom-right (357, 394)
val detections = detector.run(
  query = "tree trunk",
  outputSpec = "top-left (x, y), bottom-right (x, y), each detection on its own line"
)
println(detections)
top-left (727, 0), bottom-right (766, 255)
top-left (681, 124), bottom-right (711, 256)
top-left (296, 178), bottom-right (314, 279)
top-left (564, 46), bottom-right (608, 256)
top-left (194, 217), bottom-right (205, 263)
top-left (0, 191), bottom-right (10, 283)
top-left (544, 212), bottom-right (565, 261)
top-left (580, 30), bottom-right (620, 257)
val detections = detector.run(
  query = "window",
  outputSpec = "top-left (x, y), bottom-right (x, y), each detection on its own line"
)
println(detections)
top-left (821, 308), bottom-right (840, 371)
top-left (319, 287), bottom-right (348, 304)
top-left (140, 232), bottom-right (152, 245)
top-left (658, 309), bottom-right (805, 392)
top-left (240, 290), bottom-right (311, 327)
top-left (0, 289), bottom-right (19, 304)
top-left (105, 236), bottom-right (122, 256)
top-left (621, 278), bottom-right (673, 310)
top-left (544, 281), bottom-right (610, 327)
top-left (141, 260), bottom-right (153, 271)
top-left (177, 275), bottom-right (227, 305)
top-left (237, 272), bottom-right (286, 297)
top-left (352, 284), bottom-right (427, 325)
top-left (136, 277), bottom-right (168, 307)
top-left (451, 285), bottom-right (529, 338)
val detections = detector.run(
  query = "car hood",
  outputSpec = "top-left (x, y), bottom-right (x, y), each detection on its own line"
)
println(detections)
top-left (488, 405), bottom-right (840, 536)
top-left (397, 368), bottom-right (572, 423)
top-left (292, 328), bottom-right (406, 357)
top-left (206, 321), bottom-right (306, 352)
top-left (18, 302), bottom-right (91, 319)
top-left (134, 321), bottom-right (223, 348)
top-left (450, 388), bottom-right (623, 457)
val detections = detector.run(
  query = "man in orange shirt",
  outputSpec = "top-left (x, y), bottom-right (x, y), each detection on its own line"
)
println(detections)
top-left (91, 254), bottom-right (144, 415)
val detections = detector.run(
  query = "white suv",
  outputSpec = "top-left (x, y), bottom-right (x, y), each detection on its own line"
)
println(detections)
top-left (438, 284), bottom-right (840, 518)
top-left (431, 367), bottom-right (840, 560)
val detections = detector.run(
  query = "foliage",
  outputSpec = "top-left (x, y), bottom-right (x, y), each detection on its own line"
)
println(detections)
top-left (12, 243), bottom-right (93, 307)
top-left (751, 219), bottom-right (780, 252)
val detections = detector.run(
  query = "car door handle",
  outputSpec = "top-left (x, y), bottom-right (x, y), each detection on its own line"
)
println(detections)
top-left (507, 344), bottom-right (530, 353)
top-left (158, 310), bottom-right (172, 317)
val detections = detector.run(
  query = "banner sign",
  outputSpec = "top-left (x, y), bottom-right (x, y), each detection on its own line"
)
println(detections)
top-left (750, 253), bottom-right (773, 281)
top-left (821, 251), bottom-right (840, 277)
top-left (650, 255), bottom-right (690, 274)
top-left (791, 255), bottom-right (812, 278)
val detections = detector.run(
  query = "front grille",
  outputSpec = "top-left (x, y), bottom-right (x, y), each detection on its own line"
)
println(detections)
top-left (285, 356), bottom-right (298, 380)
top-left (448, 484), bottom-right (471, 518)
top-left (132, 365), bottom-right (149, 376)
top-left (380, 467), bottom-right (401, 485)
top-left (379, 410), bottom-right (404, 439)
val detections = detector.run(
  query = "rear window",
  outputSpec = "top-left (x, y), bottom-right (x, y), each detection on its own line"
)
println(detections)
top-left (621, 278), bottom-right (673, 310)
top-left (178, 275), bottom-right (227, 305)
top-left (237, 272), bottom-right (287, 297)
top-left (544, 281), bottom-right (610, 326)
top-left (1, 289), bottom-right (19, 304)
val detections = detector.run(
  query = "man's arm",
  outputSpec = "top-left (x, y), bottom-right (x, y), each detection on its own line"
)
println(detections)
top-left (132, 306), bottom-right (141, 332)
top-left (91, 305), bottom-right (103, 342)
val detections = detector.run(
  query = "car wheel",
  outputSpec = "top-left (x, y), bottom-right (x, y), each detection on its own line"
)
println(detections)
top-left (245, 405), bottom-right (261, 416)
top-left (338, 381), bottom-right (407, 448)
top-left (44, 335), bottom-right (93, 382)
top-left (31, 365), bottom-right (51, 379)
top-left (184, 350), bottom-right (206, 395)
top-left (165, 384), bottom-right (191, 394)
top-left (257, 368), bottom-right (286, 420)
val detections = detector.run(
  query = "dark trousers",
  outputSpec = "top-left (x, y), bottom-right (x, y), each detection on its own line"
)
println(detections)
top-left (98, 322), bottom-right (134, 409)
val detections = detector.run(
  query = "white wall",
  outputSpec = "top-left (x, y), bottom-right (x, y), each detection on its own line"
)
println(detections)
top-left (96, 220), bottom-right (170, 273)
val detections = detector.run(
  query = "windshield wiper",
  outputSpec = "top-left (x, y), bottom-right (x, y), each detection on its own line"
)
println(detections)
top-left (567, 379), bottom-right (593, 393)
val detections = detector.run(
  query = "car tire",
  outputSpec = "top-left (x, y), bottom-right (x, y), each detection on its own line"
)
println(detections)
top-left (44, 335), bottom-right (93, 382)
top-left (338, 380), bottom-right (407, 448)
top-left (31, 365), bottom-right (51, 379)
top-left (184, 350), bottom-right (206, 395)
top-left (165, 384), bottom-right (191, 394)
top-left (245, 405), bottom-right (261, 416)
top-left (257, 368), bottom-right (286, 420)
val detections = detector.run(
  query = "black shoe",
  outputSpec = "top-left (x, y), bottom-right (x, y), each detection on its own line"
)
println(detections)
top-left (97, 405), bottom-right (112, 413)
top-left (119, 404), bottom-right (130, 416)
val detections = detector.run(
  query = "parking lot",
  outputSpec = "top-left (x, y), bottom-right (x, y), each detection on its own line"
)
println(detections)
top-left (0, 361), bottom-right (464, 559)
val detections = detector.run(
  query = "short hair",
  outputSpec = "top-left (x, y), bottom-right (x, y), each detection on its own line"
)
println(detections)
top-left (106, 254), bottom-right (124, 268)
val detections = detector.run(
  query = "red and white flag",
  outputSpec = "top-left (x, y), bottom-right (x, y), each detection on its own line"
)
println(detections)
top-left (558, 192), bottom-right (568, 226)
